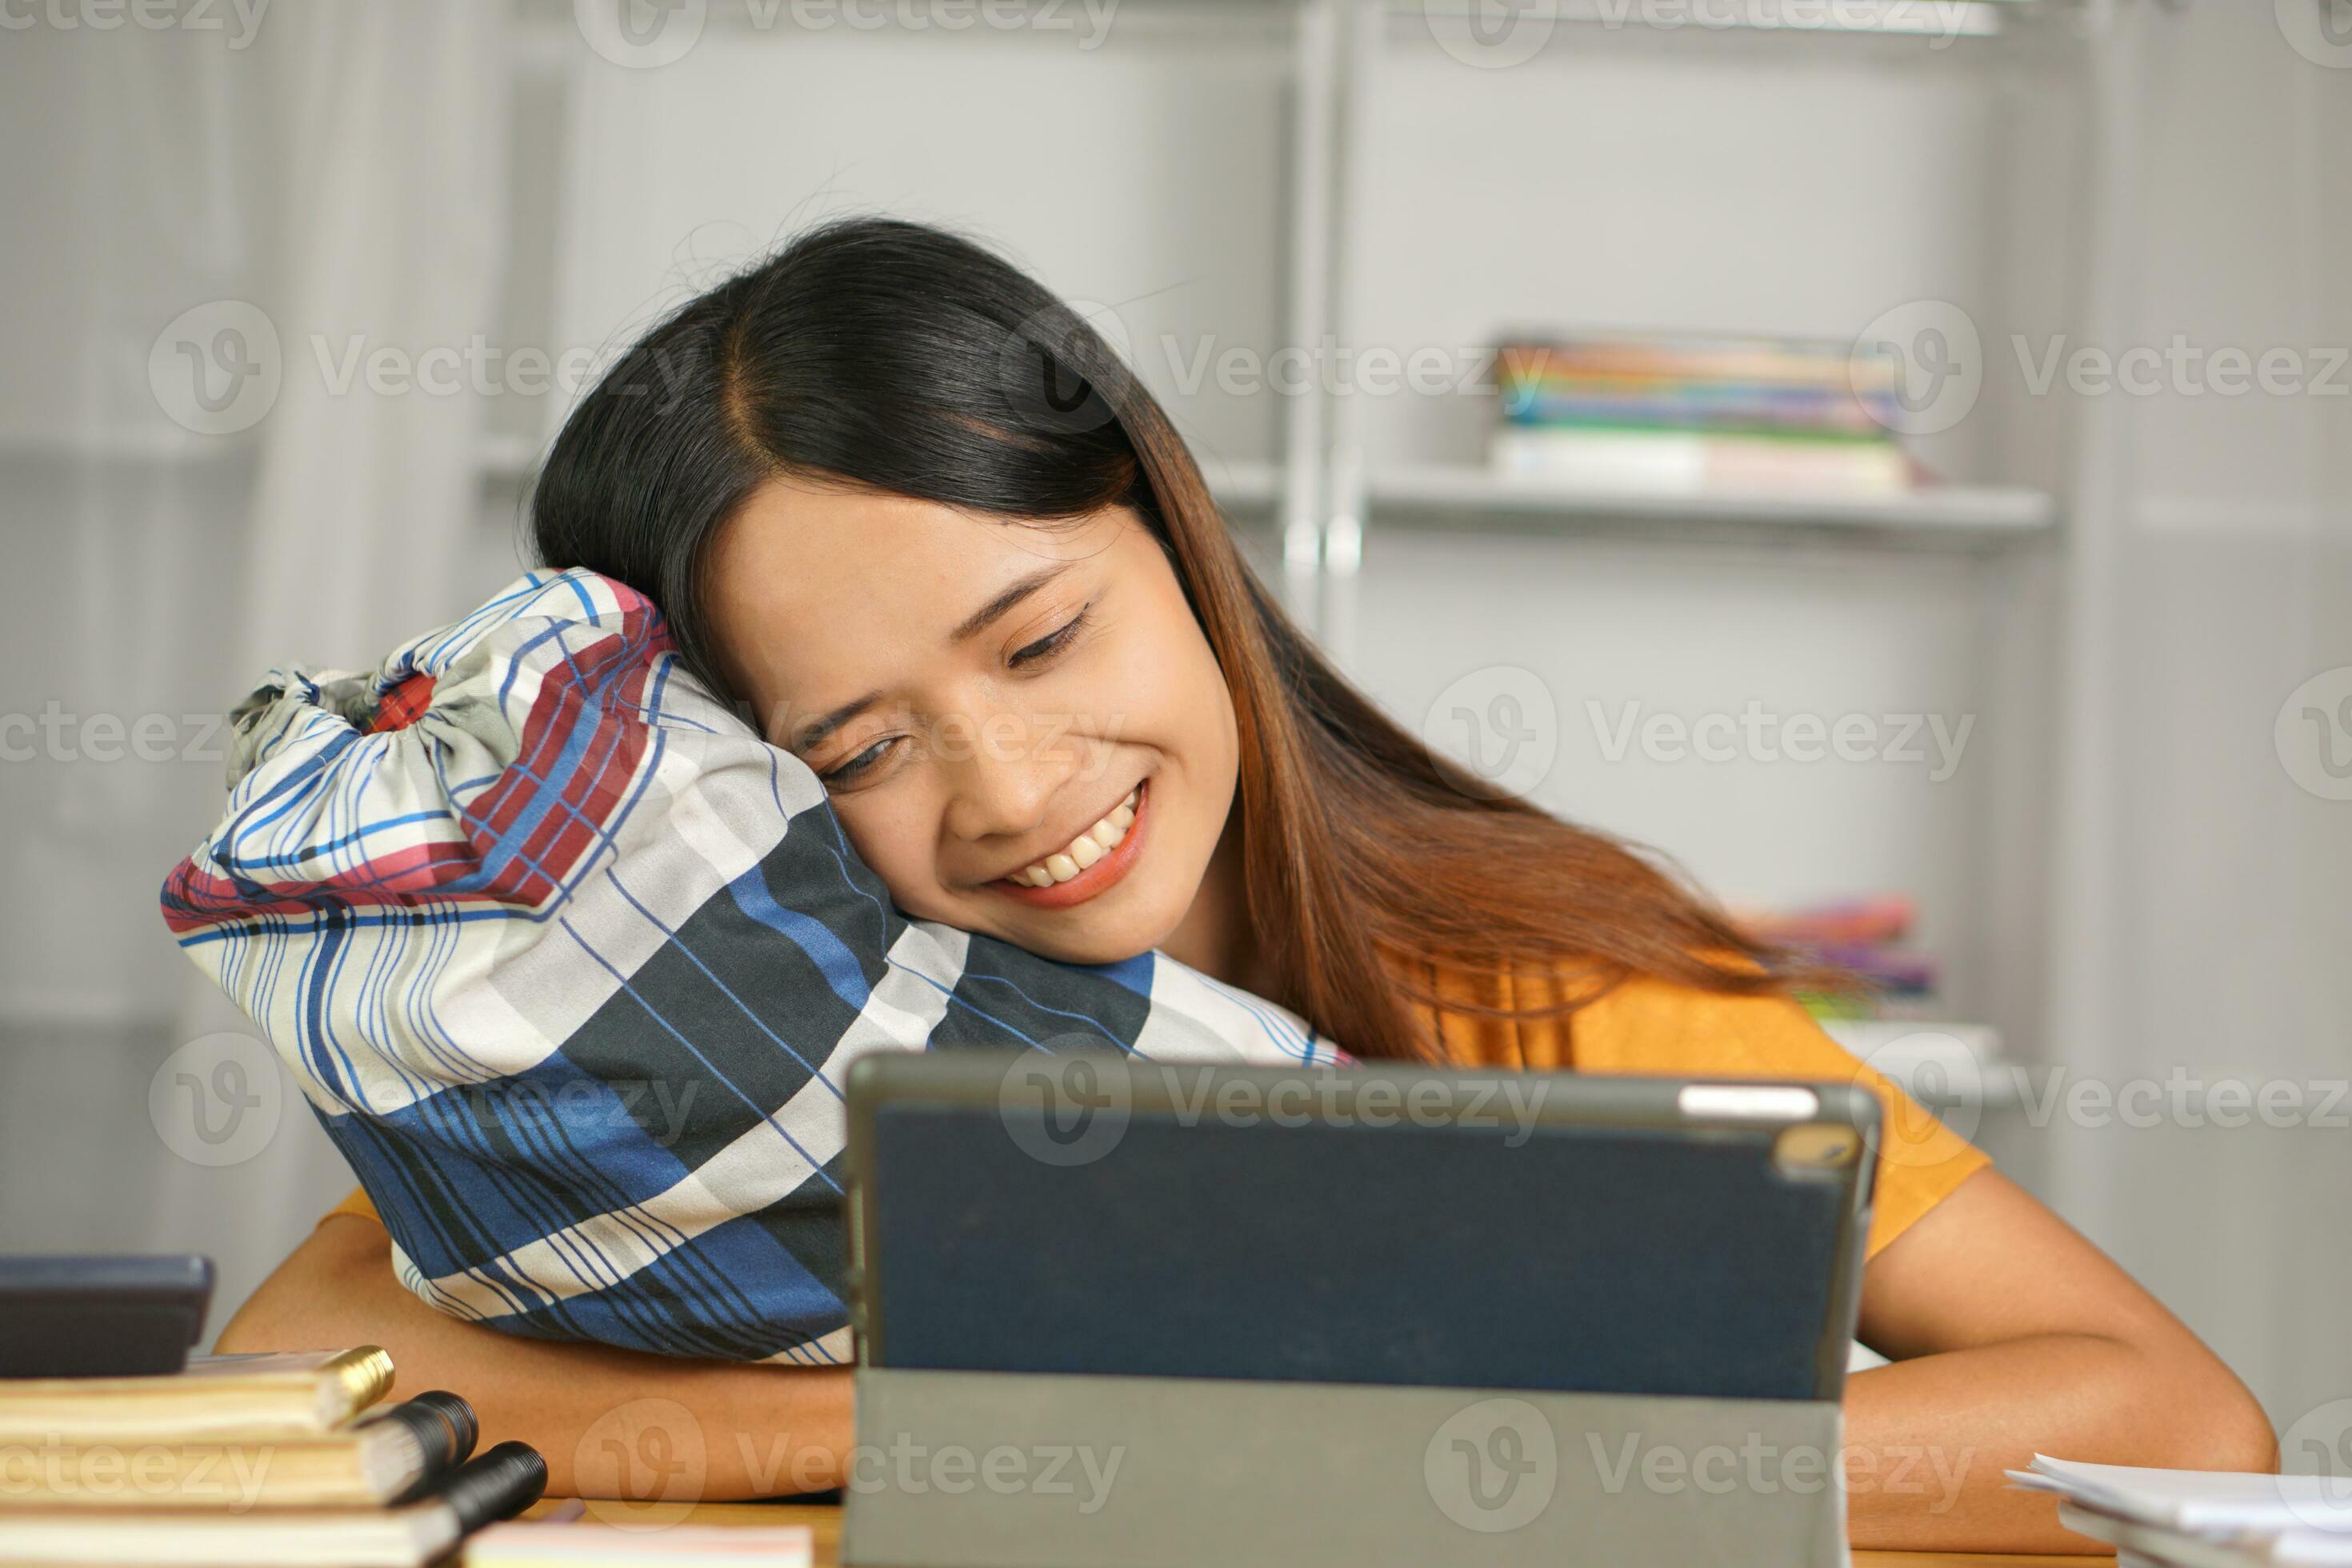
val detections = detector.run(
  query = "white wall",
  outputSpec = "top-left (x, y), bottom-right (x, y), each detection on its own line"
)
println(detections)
top-left (6, 2), bottom-right (2347, 1440)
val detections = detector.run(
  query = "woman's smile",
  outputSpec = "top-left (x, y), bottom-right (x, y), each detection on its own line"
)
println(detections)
top-left (985, 778), bottom-right (1148, 910)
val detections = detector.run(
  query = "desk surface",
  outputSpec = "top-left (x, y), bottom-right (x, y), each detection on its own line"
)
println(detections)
top-left (532, 1502), bottom-right (2115, 1567)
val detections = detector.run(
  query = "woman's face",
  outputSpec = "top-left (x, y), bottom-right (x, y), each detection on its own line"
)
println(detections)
top-left (705, 477), bottom-right (1241, 967)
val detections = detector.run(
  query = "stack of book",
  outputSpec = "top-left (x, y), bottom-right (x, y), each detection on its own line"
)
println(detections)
top-left (1490, 334), bottom-right (1915, 498)
top-left (0, 1346), bottom-right (546, 1566)
top-left (2014, 1454), bottom-right (2352, 1566)
top-left (1735, 892), bottom-right (1939, 1006)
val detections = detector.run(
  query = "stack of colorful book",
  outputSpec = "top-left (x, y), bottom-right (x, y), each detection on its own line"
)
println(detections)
top-left (1490, 334), bottom-right (1915, 498)
top-left (1735, 891), bottom-right (1938, 1008)
top-left (0, 1347), bottom-right (546, 1566)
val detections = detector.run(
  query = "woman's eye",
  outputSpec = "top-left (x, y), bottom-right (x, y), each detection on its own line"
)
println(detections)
top-left (820, 737), bottom-right (895, 788)
top-left (1010, 607), bottom-right (1091, 669)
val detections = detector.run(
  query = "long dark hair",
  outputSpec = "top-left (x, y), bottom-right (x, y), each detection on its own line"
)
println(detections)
top-left (532, 215), bottom-right (1816, 1062)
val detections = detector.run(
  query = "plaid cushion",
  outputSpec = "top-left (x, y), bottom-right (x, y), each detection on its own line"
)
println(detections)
top-left (161, 570), bottom-right (1339, 1363)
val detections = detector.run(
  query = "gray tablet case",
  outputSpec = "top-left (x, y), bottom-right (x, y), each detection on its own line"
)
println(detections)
top-left (842, 1052), bottom-right (1875, 1567)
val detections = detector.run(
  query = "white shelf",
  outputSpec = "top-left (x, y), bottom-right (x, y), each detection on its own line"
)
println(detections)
top-left (0, 426), bottom-right (254, 463)
top-left (1361, 462), bottom-right (2057, 546)
top-left (1385, 0), bottom-right (2063, 42)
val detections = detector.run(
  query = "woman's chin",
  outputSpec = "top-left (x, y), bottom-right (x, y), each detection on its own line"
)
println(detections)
top-left (995, 922), bottom-right (1162, 969)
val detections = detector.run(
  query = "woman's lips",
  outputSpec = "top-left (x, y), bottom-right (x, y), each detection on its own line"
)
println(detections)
top-left (990, 780), bottom-right (1150, 910)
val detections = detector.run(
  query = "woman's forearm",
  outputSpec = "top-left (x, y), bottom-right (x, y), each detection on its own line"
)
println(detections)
top-left (1842, 1332), bottom-right (2278, 1554)
top-left (215, 1216), bottom-right (855, 1499)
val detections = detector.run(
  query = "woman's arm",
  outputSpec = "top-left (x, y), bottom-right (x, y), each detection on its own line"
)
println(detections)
top-left (1846, 1168), bottom-right (2276, 1554)
top-left (215, 1217), bottom-right (855, 1500)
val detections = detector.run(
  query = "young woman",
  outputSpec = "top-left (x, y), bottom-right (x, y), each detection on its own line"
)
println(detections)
top-left (217, 216), bottom-right (2273, 1551)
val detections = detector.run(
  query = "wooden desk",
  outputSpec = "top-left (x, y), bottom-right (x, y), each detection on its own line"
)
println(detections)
top-left (524, 1501), bottom-right (2117, 1567)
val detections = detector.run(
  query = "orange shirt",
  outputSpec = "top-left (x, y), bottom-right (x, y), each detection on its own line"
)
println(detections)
top-left (327, 966), bottom-right (1988, 1261)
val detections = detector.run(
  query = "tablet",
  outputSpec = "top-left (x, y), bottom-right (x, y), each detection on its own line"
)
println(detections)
top-left (844, 1052), bottom-right (1875, 1403)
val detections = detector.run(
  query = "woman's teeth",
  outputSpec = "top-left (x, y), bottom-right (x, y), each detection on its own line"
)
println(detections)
top-left (1010, 789), bottom-right (1138, 887)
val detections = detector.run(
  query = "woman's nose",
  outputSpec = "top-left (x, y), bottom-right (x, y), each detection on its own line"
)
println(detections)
top-left (937, 710), bottom-right (1080, 843)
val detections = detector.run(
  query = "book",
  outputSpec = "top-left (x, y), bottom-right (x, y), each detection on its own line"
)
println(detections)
top-left (1487, 425), bottom-right (1913, 499)
top-left (464, 1520), bottom-right (818, 1566)
top-left (0, 1390), bottom-right (478, 1510)
top-left (1737, 893), bottom-right (1918, 949)
top-left (0, 1347), bottom-right (394, 1445)
top-left (0, 1439), bottom-right (546, 1566)
top-left (1493, 334), bottom-right (1906, 437)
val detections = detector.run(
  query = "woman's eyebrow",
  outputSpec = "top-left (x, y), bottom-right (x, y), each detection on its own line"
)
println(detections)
top-left (949, 565), bottom-right (1070, 645)
top-left (790, 692), bottom-right (882, 753)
